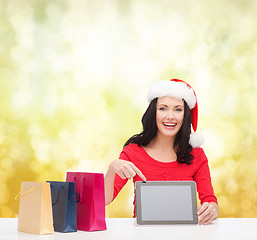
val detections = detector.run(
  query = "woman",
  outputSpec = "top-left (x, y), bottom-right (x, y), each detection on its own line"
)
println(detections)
top-left (104, 79), bottom-right (219, 225)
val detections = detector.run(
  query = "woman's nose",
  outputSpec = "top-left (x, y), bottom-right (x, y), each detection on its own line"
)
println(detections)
top-left (166, 110), bottom-right (175, 120)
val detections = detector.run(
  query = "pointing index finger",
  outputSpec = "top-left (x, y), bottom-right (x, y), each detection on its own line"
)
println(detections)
top-left (132, 165), bottom-right (146, 181)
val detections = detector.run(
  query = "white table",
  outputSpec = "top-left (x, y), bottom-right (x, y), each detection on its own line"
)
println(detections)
top-left (0, 218), bottom-right (256, 240)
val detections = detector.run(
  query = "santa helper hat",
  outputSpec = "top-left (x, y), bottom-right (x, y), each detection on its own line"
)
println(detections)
top-left (147, 79), bottom-right (204, 148)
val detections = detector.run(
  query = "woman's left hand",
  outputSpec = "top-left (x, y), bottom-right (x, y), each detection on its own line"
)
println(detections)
top-left (197, 202), bottom-right (219, 225)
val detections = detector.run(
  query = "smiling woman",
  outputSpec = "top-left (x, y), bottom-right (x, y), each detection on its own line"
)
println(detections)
top-left (156, 97), bottom-right (185, 138)
top-left (105, 79), bottom-right (219, 225)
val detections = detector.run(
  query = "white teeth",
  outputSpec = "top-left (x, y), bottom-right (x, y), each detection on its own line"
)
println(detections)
top-left (163, 123), bottom-right (176, 127)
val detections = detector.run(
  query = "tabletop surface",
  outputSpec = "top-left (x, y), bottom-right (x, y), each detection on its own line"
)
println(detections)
top-left (1, 218), bottom-right (257, 240)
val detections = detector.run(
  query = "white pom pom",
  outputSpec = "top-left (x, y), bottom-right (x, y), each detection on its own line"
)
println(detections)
top-left (189, 132), bottom-right (204, 148)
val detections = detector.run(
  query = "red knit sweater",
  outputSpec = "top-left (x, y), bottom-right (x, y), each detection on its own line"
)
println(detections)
top-left (113, 143), bottom-right (217, 216)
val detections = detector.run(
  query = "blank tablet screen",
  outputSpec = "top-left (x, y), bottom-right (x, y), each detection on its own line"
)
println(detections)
top-left (135, 181), bottom-right (198, 224)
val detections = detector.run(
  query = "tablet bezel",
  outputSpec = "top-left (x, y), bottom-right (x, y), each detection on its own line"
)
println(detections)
top-left (135, 181), bottom-right (198, 225)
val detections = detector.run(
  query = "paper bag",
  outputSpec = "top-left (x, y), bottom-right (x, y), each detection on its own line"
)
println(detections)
top-left (15, 182), bottom-right (54, 235)
top-left (47, 181), bottom-right (77, 232)
top-left (66, 172), bottom-right (107, 231)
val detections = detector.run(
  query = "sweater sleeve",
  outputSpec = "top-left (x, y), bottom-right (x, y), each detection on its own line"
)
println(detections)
top-left (112, 149), bottom-right (130, 201)
top-left (193, 148), bottom-right (218, 205)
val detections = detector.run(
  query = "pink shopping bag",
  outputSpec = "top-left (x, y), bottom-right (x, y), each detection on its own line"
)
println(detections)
top-left (66, 172), bottom-right (106, 232)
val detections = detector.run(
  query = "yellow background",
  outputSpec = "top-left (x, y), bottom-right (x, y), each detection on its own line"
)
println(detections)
top-left (0, 0), bottom-right (257, 218)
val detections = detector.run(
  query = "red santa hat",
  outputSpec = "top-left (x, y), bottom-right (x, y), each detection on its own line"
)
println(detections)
top-left (147, 78), bottom-right (204, 148)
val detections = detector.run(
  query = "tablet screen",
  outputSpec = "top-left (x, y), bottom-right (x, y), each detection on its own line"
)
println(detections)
top-left (136, 181), bottom-right (198, 224)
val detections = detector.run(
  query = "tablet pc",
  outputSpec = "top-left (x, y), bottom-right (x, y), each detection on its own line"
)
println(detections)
top-left (135, 181), bottom-right (198, 225)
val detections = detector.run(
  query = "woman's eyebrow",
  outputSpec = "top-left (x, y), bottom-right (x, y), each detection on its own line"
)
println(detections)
top-left (158, 104), bottom-right (184, 108)
top-left (157, 104), bottom-right (168, 107)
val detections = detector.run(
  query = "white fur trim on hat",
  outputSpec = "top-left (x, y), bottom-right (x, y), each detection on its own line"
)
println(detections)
top-left (189, 132), bottom-right (204, 148)
top-left (147, 81), bottom-right (196, 109)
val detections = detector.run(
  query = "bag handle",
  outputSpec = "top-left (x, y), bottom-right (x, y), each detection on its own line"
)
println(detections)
top-left (80, 177), bottom-right (85, 201)
top-left (73, 176), bottom-right (85, 202)
top-left (15, 187), bottom-right (37, 200)
top-left (75, 192), bottom-right (81, 203)
top-left (51, 185), bottom-right (64, 205)
top-left (51, 184), bottom-right (81, 204)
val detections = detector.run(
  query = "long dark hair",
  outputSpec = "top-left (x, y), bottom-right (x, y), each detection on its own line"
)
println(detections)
top-left (124, 98), bottom-right (194, 164)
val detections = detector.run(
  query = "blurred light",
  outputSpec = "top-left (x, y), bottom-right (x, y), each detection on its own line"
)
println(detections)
top-left (34, 140), bottom-right (51, 163)
top-left (239, 18), bottom-right (253, 43)
top-left (195, 66), bottom-right (212, 90)
top-left (41, 93), bottom-right (58, 116)
top-left (226, 178), bottom-right (238, 194)
top-left (204, 130), bottom-right (224, 160)
top-left (28, 124), bottom-right (40, 135)
top-left (1, 158), bottom-right (13, 169)
top-left (10, 148), bottom-right (21, 159)
top-left (1, 0), bottom-right (257, 219)
top-left (12, 89), bottom-right (32, 108)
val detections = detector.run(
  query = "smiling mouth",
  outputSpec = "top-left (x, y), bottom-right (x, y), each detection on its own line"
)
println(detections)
top-left (163, 122), bottom-right (177, 127)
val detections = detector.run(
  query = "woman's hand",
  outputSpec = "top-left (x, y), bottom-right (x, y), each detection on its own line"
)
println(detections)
top-left (197, 202), bottom-right (219, 225)
top-left (104, 159), bottom-right (146, 205)
top-left (109, 159), bottom-right (146, 181)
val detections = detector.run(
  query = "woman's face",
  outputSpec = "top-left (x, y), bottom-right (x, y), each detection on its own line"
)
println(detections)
top-left (156, 96), bottom-right (184, 138)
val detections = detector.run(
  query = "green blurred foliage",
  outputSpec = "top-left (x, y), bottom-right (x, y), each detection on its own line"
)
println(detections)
top-left (0, 0), bottom-right (257, 218)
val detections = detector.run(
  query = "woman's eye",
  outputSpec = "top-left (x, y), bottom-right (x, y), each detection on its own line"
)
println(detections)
top-left (159, 107), bottom-right (166, 111)
top-left (175, 108), bottom-right (182, 112)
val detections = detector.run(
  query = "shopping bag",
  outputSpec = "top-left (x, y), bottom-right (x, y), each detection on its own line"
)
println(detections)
top-left (15, 182), bottom-right (54, 235)
top-left (66, 172), bottom-right (107, 231)
top-left (47, 181), bottom-right (77, 232)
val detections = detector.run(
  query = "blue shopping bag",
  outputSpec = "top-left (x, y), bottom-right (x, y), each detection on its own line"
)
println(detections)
top-left (47, 181), bottom-right (77, 232)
